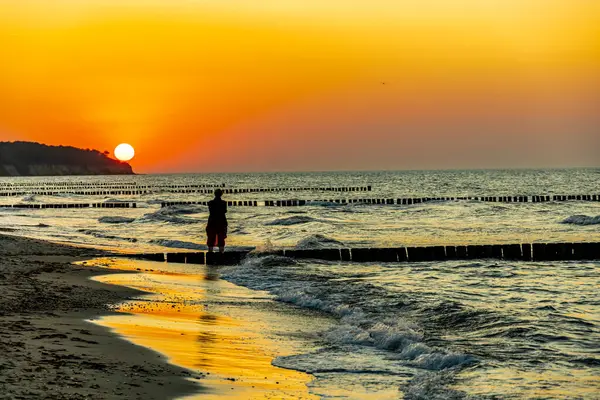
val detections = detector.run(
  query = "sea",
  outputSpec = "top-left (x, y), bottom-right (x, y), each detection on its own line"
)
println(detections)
top-left (1, 169), bottom-right (599, 399)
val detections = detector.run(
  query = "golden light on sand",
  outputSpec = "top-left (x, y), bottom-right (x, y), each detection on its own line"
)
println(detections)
top-left (114, 143), bottom-right (135, 162)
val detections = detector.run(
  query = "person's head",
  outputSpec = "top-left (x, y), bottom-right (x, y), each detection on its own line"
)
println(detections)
top-left (214, 189), bottom-right (223, 198)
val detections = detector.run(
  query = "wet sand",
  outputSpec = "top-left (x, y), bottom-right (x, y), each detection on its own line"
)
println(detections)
top-left (86, 257), bottom-right (334, 399)
top-left (0, 234), bottom-right (201, 399)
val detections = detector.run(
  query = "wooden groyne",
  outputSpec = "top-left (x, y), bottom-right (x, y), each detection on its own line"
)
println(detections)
top-left (127, 242), bottom-right (600, 266)
top-left (160, 194), bottom-right (600, 207)
top-left (0, 202), bottom-right (136, 209)
top-left (3, 192), bottom-right (599, 209)
top-left (0, 183), bottom-right (224, 188)
top-left (0, 185), bottom-right (371, 197)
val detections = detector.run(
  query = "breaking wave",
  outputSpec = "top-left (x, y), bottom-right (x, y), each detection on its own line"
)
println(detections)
top-left (295, 234), bottom-right (345, 249)
top-left (222, 256), bottom-right (475, 372)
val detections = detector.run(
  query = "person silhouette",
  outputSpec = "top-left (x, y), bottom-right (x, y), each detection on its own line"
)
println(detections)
top-left (206, 189), bottom-right (227, 254)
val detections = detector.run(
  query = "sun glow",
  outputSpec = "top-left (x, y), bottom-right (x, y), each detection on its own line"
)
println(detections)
top-left (0, 1), bottom-right (598, 171)
top-left (114, 143), bottom-right (135, 162)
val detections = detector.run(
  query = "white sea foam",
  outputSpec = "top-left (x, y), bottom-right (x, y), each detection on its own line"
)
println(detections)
top-left (223, 256), bottom-right (475, 373)
top-left (562, 215), bottom-right (600, 225)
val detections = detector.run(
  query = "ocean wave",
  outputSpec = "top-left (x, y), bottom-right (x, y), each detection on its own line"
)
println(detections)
top-left (265, 216), bottom-right (318, 226)
top-left (403, 371), bottom-right (468, 400)
top-left (78, 229), bottom-right (137, 242)
top-left (561, 215), bottom-right (600, 225)
top-left (145, 199), bottom-right (169, 205)
top-left (148, 238), bottom-right (255, 252)
top-left (244, 254), bottom-right (297, 267)
top-left (295, 234), bottom-right (345, 249)
top-left (222, 256), bottom-right (475, 372)
top-left (138, 206), bottom-right (203, 224)
top-left (229, 227), bottom-right (249, 235)
top-left (149, 239), bottom-right (206, 250)
top-left (98, 216), bottom-right (135, 224)
top-left (273, 347), bottom-right (404, 376)
top-left (156, 205), bottom-right (206, 215)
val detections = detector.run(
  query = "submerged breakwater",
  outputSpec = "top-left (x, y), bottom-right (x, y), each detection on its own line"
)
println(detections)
top-left (127, 241), bottom-right (600, 267)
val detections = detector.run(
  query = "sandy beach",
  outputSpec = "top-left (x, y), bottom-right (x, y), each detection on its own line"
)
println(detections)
top-left (0, 234), bottom-right (331, 399)
top-left (0, 234), bottom-right (202, 399)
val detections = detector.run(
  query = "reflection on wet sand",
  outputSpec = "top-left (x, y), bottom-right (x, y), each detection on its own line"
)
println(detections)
top-left (87, 258), bottom-right (323, 399)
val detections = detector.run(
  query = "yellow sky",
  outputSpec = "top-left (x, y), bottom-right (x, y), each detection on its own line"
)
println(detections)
top-left (0, 1), bottom-right (598, 171)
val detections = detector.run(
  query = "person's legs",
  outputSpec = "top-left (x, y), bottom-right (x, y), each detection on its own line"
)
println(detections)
top-left (217, 232), bottom-right (225, 254)
top-left (207, 228), bottom-right (216, 252)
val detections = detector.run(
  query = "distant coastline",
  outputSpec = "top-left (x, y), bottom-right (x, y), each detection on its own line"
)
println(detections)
top-left (0, 141), bottom-right (134, 176)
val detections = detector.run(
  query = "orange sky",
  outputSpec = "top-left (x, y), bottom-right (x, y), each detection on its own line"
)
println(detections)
top-left (0, 1), bottom-right (598, 172)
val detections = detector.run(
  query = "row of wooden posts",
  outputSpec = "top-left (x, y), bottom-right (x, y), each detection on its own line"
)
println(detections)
top-left (3, 193), bottom-right (600, 209)
top-left (0, 186), bottom-right (373, 196)
top-left (0, 183), bottom-right (225, 188)
top-left (161, 194), bottom-right (600, 208)
top-left (2, 203), bottom-right (136, 209)
top-left (130, 242), bottom-right (600, 265)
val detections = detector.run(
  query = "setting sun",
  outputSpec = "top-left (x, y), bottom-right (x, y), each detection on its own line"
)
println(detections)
top-left (114, 143), bottom-right (135, 162)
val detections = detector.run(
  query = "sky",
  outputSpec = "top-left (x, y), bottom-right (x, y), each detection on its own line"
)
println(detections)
top-left (0, 1), bottom-right (598, 173)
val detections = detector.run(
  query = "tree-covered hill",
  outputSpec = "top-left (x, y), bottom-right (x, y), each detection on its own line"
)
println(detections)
top-left (0, 142), bottom-right (134, 176)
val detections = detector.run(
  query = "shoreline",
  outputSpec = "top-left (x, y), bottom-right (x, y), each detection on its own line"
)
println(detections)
top-left (0, 234), bottom-right (202, 399)
top-left (0, 233), bottom-right (326, 399)
top-left (86, 257), bottom-right (327, 399)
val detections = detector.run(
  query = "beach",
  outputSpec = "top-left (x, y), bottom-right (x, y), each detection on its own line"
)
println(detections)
top-left (0, 234), bottom-right (202, 399)
top-left (0, 234), bottom-right (334, 399)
